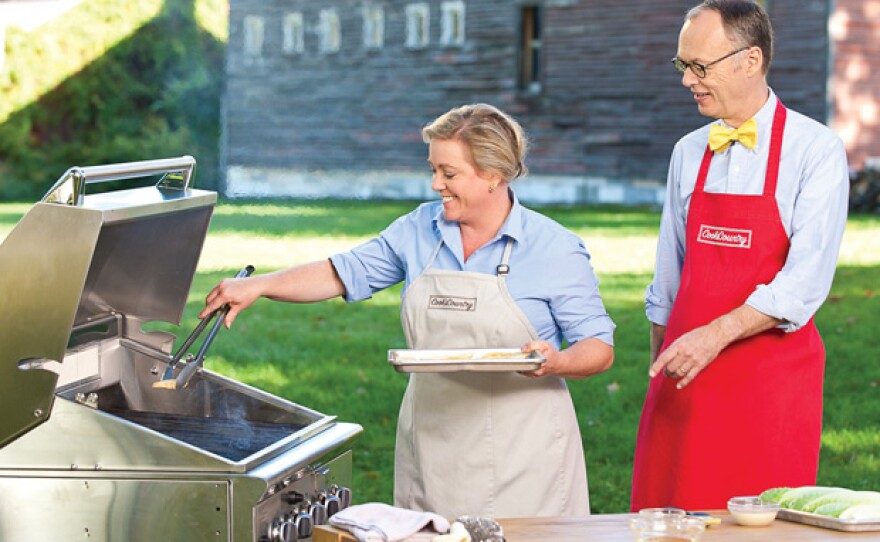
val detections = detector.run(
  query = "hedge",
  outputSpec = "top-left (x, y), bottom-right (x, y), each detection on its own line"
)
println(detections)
top-left (0, 0), bottom-right (226, 199)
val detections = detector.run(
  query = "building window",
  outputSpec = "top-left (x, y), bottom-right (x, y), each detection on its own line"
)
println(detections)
top-left (406, 3), bottom-right (430, 49)
top-left (363, 5), bottom-right (384, 49)
top-left (319, 9), bottom-right (341, 53)
top-left (440, 1), bottom-right (465, 46)
top-left (283, 12), bottom-right (305, 54)
top-left (243, 15), bottom-right (264, 57)
top-left (519, 6), bottom-right (542, 93)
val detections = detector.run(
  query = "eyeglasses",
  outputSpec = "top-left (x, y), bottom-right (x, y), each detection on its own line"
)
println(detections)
top-left (671, 47), bottom-right (750, 78)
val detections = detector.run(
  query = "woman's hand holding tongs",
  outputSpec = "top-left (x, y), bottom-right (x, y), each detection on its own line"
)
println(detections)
top-left (154, 266), bottom-right (255, 388)
top-left (201, 266), bottom-right (263, 328)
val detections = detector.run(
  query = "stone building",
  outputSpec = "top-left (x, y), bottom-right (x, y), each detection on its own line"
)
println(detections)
top-left (222, 0), bottom-right (878, 205)
top-left (830, 0), bottom-right (880, 171)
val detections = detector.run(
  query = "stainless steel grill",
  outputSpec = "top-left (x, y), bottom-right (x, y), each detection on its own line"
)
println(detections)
top-left (0, 157), bottom-right (362, 542)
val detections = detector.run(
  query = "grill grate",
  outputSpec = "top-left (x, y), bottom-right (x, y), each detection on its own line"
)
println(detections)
top-left (106, 409), bottom-right (305, 461)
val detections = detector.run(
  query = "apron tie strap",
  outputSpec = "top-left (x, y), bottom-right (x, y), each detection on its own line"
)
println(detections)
top-left (496, 238), bottom-right (514, 276)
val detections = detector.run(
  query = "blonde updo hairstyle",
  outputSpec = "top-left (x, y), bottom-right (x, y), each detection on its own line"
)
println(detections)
top-left (421, 103), bottom-right (529, 183)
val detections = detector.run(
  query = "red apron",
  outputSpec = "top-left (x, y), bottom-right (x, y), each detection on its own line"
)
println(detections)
top-left (631, 101), bottom-right (825, 511)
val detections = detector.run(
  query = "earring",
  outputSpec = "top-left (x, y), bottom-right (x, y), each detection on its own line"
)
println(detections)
top-left (488, 183), bottom-right (497, 193)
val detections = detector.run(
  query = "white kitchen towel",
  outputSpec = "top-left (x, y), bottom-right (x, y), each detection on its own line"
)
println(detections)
top-left (329, 502), bottom-right (450, 542)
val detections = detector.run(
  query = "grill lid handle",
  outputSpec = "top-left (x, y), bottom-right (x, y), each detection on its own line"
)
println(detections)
top-left (41, 155), bottom-right (196, 206)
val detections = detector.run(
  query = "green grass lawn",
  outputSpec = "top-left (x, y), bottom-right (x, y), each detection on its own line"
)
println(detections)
top-left (1, 199), bottom-right (877, 513)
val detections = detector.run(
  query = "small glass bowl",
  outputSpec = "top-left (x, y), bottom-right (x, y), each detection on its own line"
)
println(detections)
top-left (638, 507), bottom-right (687, 520)
top-left (727, 496), bottom-right (781, 527)
top-left (630, 514), bottom-right (706, 541)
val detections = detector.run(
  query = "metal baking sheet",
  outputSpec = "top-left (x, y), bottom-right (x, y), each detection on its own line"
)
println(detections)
top-left (388, 348), bottom-right (545, 373)
top-left (778, 509), bottom-right (880, 532)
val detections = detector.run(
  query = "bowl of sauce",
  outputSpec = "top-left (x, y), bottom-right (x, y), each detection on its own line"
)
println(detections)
top-left (727, 496), bottom-right (780, 527)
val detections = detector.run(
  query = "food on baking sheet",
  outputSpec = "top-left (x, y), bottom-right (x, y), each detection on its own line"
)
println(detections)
top-left (474, 350), bottom-right (531, 360)
top-left (840, 504), bottom-right (880, 520)
top-left (395, 349), bottom-right (533, 361)
top-left (422, 353), bottom-right (474, 361)
top-left (759, 487), bottom-right (789, 504)
top-left (762, 486), bottom-right (880, 519)
top-left (391, 350), bottom-right (477, 361)
top-left (388, 348), bottom-right (544, 373)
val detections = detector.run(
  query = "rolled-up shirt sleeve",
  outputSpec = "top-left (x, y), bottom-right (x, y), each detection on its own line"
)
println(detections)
top-left (329, 236), bottom-right (404, 303)
top-left (746, 135), bottom-right (849, 331)
top-left (330, 215), bottom-right (412, 302)
top-left (549, 239), bottom-right (616, 347)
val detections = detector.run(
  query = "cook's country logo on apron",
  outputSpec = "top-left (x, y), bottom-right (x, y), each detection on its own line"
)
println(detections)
top-left (428, 295), bottom-right (477, 311)
top-left (697, 224), bottom-right (752, 249)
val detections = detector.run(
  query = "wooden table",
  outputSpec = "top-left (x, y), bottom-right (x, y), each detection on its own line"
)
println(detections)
top-left (314, 511), bottom-right (880, 541)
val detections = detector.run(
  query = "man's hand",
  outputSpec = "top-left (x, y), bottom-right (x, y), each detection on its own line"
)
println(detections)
top-left (649, 305), bottom-right (782, 389)
top-left (649, 323), bottom-right (729, 388)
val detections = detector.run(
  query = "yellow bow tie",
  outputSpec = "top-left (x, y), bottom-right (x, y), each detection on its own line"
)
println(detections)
top-left (708, 119), bottom-right (758, 153)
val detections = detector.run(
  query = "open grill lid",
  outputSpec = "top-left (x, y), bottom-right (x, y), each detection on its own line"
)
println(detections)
top-left (0, 156), bottom-right (216, 448)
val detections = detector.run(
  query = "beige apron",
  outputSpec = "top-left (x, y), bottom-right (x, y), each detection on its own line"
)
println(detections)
top-left (394, 238), bottom-right (589, 518)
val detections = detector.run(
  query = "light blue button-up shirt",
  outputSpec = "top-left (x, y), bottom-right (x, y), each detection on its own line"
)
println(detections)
top-left (331, 193), bottom-right (615, 347)
top-left (646, 91), bottom-right (849, 331)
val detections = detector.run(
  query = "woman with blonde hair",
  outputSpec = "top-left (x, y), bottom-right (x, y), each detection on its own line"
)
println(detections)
top-left (201, 103), bottom-right (615, 518)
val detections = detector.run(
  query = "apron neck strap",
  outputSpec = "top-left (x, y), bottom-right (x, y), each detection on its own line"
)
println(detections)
top-left (694, 99), bottom-right (788, 196)
top-left (695, 146), bottom-right (715, 193)
top-left (763, 99), bottom-right (787, 197)
top-left (425, 239), bottom-right (444, 270)
top-left (496, 237), bottom-right (514, 276)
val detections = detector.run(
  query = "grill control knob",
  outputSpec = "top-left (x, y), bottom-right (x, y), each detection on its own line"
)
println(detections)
top-left (309, 502), bottom-right (328, 525)
top-left (336, 486), bottom-right (352, 510)
top-left (268, 517), bottom-right (297, 542)
top-left (282, 491), bottom-right (305, 506)
top-left (325, 494), bottom-right (341, 517)
top-left (295, 510), bottom-right (313, 539)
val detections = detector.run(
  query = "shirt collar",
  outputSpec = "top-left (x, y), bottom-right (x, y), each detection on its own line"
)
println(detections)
top-left (431, 189), bottom-right (526, 245)
top-left (752, 88), bottom-right (778, 151)
top-left (715, 89), bottom-right (777, 153)
top-left (500, 190), bottom-right (525, 243)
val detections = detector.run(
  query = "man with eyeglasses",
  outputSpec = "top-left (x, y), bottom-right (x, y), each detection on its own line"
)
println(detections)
top-left (632, 0), bottom-right (848, 510)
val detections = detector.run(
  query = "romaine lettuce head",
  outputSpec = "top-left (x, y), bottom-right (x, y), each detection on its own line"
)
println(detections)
top-left (778, 487), bottom-right (835, 509)
top-left (770, 486), bottom-right (880, 515)
top-left (801, 490), bottom-right (856, 512)
top-left (759, 487), bottom-right (790, 504)
top-left (839, 503), bottom-right (880, 520)
top-left (813, 502), bottom-right (852, 518)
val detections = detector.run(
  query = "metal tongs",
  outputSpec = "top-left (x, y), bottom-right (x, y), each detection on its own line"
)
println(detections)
top-left (152, 265), bottom-right (255, 390)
